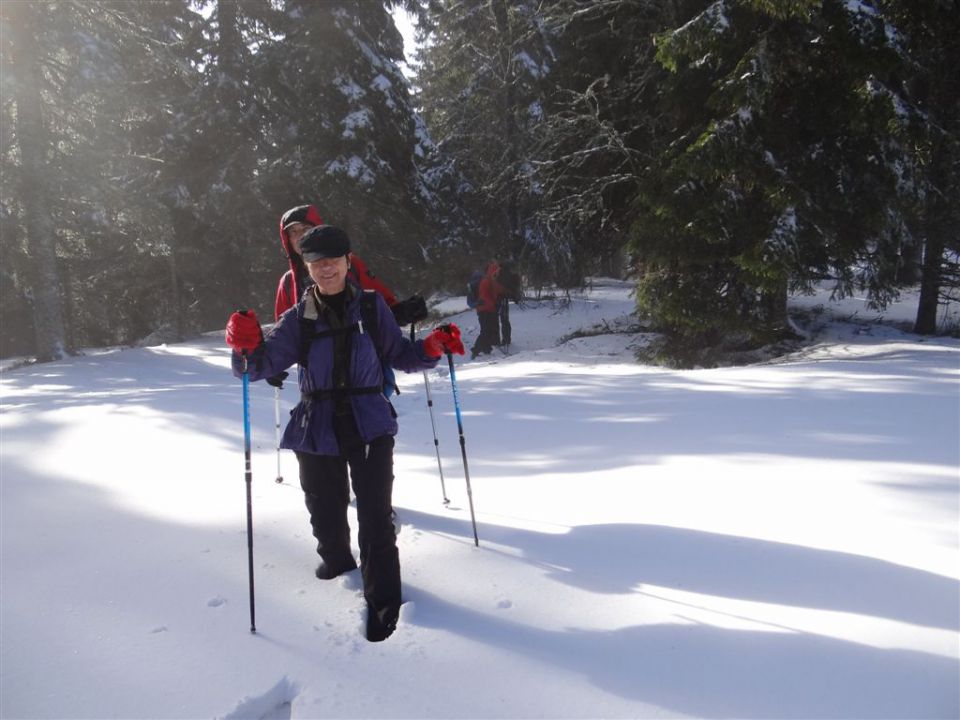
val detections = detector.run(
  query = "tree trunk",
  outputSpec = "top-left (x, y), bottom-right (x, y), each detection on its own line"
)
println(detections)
top-left (490, 0), bottom-right (522, 255)
top-left (216, 0), bottom-right (252, 312)
top-left (760, 275), bottom-right (791, 339)
top-left (165, 207), bottom-right (194, 341)
top-left (914, 235), bottom-right (943, 334)
top-left (9, 3), bottom-right (67, 360)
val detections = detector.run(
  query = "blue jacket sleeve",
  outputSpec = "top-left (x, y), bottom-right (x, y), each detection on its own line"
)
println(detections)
top-left (374, 294), bottom-right (439, 372)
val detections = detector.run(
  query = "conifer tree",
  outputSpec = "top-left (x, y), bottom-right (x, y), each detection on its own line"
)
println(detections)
top-left (156, 0), bottom-right (277, 330)
top-left (1, 1), bottom-right (166, 357)
top-left (631, 0), bottom-right (928, 362)
top-left (257, 0), bottom-right (434, 295)
top-left (417, 0), bottom-right (554, 279)
top-left (532, 0), bottom-right (698, 282)
top-left (114, 0), bottom-right (206, 342)
top-left (882, 0), bottom-right (960, 334)
top-left (2, 2), bottom-right (74, 359)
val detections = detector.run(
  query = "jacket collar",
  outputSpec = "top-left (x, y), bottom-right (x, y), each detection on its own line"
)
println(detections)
top-left (303, 282), bottom-right (358, 321)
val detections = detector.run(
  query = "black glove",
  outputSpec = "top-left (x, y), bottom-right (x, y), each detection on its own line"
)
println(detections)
top-left (391, 295), bottom-right (428, 326)
top-left (266, 371), bottom-right (289, 389)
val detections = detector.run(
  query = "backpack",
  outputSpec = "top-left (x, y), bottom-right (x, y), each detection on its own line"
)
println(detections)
top-left (498, 264), bottom-right (522, 301)
top-left (466, 269), bottom-right (483, 308)
top-left (298, 290), bottom-right (399, 397)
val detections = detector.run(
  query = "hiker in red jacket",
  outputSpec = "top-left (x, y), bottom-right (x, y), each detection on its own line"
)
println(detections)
top-left (470, 261), bottom-right (508, 359)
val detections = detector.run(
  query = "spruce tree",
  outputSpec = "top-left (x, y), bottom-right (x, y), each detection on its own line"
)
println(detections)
top-left (417, 0), bottom-right (554, 281)
top-left (883, 0), bottom-right (960, 334)
top-left (156, 0), bottom-right (277, 331)
top-left (257, 0), bottom-right (434, 296)
top-left (2, 2), bottom-right (66, 359)
top-left (114, 0), bottom-right (206, 342)
top-left (532, 0), bottom-right (698, 282)
top-left (1, 1), bottom-right (167, 357)
top-left (631, 0), bottom-right (928, 363)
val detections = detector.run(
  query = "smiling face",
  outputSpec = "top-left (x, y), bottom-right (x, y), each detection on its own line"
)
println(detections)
top-left (306, 255), bottom-right (349, 295)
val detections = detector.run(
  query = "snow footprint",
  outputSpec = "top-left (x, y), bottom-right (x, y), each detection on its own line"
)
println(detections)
top-left (219, 676), bottom-right (300, 720)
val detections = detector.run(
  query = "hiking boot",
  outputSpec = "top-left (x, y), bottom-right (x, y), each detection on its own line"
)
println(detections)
top-left (315, 556), bottom-right (357, 580)
top-left (366, 603), bottom-right (399, 642)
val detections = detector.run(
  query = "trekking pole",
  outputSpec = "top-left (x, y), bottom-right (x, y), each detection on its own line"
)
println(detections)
top-left (240, 351), bottom-right (257, 633)
top-left (446, 351), bottom-right (479, 546)
top-left (411, 325), bottom-right (449, 504)
top-left (273, 387), bottom-right (284, 484)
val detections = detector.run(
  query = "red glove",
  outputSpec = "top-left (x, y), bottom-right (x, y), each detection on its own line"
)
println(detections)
top-left (225, 310), bottom-right (263, 352)
top-left (423, 324), bottom-right (465, 358)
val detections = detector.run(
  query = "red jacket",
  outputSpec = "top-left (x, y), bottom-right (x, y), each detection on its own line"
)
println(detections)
top-left (348, 254), bottom-right (398, 307)
top-left (274, 205), bottom-right (398, 320)
top-left (475, 261), bottom-right (506, 313)
top-left (275, 204), bottom-right (323, 320)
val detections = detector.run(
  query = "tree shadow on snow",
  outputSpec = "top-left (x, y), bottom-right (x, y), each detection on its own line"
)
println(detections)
top-left (0, 340), bottom-right (282, 455)
top-left (424, 345), bottom-right (960, 475)
top-left (405, 585), bottom-right (958, 719)
top-left (399, 509), bottom-right (959, 632)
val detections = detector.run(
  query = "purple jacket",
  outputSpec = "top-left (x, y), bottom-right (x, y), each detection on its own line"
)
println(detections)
top-left (232, 284), bottom-right (439, 455)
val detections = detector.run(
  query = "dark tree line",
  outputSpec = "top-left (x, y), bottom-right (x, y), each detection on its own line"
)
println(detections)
top-left (417, 0), bottom-right (959, 364)
top-left (2, 0), bottom-right (957, 365)
top-left (1, 0), bottom-right (439, 360)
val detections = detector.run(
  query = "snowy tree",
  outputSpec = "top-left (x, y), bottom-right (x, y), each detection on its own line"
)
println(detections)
top-left (882, 0), bottom-right (960, 334)
top-left (256, 0), bottom-right (435, 296)
top-left (0, 1), bottom-right (178, 357)
top-left (630, 0), bottom-right (933, 363)
top-left (151, 0), bottom-right (278, 331)
top-left (531, 0), bottom-right (697, 282)
top-left (417, 0), bottom-right (555, 281)
top-left (2, 1), bottom-right (71, 360)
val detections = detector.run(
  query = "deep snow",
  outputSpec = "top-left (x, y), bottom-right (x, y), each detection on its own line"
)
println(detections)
top-left (1, 279), bottom-right (958, 719)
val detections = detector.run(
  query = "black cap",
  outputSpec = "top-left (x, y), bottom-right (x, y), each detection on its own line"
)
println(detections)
top-left (281, 205), bottom-right (321, 231)
top-left (299, 225), bottom-right (351, 262)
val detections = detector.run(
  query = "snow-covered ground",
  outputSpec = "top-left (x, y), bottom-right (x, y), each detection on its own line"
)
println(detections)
top-left (2, 279), bottom-right (958, 719)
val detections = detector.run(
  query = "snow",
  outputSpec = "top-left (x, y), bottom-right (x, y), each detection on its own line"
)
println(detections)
top-left (514, 50), bottom-right (547, 79)
top-left (370, 74), bottom-right (392, 94)
top-left (1, 279), bottom-right (958, 719)
top-left (325, 156), bottom-right (375, 185)
top-left (335, 75), bottom-right (366, 102)
top-left (340, 109), bottom-right (373, 139)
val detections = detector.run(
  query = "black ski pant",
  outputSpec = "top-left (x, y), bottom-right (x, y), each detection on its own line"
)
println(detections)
top-left (295, 413), bottom-right (400, 622)
top-left (471, 310), bottom-right (500, 357)
top-left (497, 298), bottom-right (511, 346)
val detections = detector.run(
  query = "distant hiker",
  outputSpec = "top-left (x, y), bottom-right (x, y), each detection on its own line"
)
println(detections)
top-left (226, 224), bottom-right (465, 642)
top-left (470, 260), bottom-right (508, 359)
top-left (274, 204), bottom-right (427, 395)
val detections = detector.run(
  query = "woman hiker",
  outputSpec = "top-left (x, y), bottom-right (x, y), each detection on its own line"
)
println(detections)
top-left (226, 224), bottom-right (464, 641)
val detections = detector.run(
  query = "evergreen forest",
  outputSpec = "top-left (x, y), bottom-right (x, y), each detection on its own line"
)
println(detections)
top-left (2, 0), bottom-right (957, 366)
